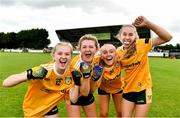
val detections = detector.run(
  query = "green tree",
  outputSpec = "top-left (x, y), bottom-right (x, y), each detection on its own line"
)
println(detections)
top-left (0, 28), bottom-right (51, 49)
top-left (16, 28), bottom-right (50, 49)
top-left (0, 32), bottom-right (5, 49)
top-left (175, 43), bottom-right (180, 50)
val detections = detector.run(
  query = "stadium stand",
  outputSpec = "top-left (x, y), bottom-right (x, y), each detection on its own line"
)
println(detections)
top-left (55, 25), bottom-right (151, 48)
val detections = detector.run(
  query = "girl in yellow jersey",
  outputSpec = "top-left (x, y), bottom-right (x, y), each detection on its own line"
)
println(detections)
top-left (66, 34), bottom-right (103, 117)
top-left (2, 42), bottom-right (80, 117)
top-left (93, 44), bottom-right (123, 117)
top-left (116, 16), bottom-right (172, 117)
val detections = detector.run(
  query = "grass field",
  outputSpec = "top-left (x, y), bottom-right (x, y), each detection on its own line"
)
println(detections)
top-left (0, 52), bottom-right (180, 117)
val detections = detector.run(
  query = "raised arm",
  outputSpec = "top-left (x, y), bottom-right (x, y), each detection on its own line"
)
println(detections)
top-left (79, 62), bottom-right (91, 96)
top-left (69, 86), bottom-right (80, 103)
top-left (133, 16), bottom-right (172, 46)
top-left (70, 70), bottom-right (81, 103)
top-left (3, 73), bottom-right (27, 87)
top-left (90, 64), bottom-right (103, 93)
top-left (80, 78), bottom-right (90, 96)
top-left (3, 66), bottom-right (48, 87)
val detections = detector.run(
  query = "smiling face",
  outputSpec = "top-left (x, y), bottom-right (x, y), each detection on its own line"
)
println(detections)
top-left (100, 44), bottom-right (116, 67)
top-left (117, 25), bottom-right (139, 50)
top-left (78, 34), bottom-right (99, 63)
top-left (80, 40), bottom-right (98, 63)
top-left (52, 43), bottom-right (73, 70)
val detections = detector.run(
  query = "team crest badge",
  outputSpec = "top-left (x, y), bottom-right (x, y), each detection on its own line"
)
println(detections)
top-left (65, 77), bottom-right (72, 85)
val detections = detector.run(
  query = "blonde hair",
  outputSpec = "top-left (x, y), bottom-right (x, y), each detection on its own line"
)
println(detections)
top-left (51, 41), bottom-right (73, 57)
top-left (77, 34), bottom-right (100, 50)
top-left (116, 24), bottom-right (139, 40)
top-left (100, 44), bottom-right (116, 54)
top-left (99, 44), bottom-right (117, 67)
top-left (116, 25), bottom-right (138, 59)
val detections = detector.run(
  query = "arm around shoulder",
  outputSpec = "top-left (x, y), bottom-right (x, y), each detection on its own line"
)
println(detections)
top-left (2, 73), bottom-right (27, 87)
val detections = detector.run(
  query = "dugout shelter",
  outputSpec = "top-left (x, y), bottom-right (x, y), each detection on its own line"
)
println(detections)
top-left (55, 25), bottom-right (151, 48)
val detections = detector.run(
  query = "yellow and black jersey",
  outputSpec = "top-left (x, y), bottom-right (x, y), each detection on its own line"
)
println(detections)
top-left (42, 63), bottom-right (73, 91)
top-left (69, 55), bottom-right (83, 82)
top-left (23, 62), bottom-right (74, 117)
top-left (70, 55), bottom-right (81, 71)
top-left (92, 56), bottom-right (123, 94)
top-left (116, 38), bottom-right (153, 93)
top-left (27, 62), bottom-right (74, 91)
top-left (70, 55), bottom-right (102, 91)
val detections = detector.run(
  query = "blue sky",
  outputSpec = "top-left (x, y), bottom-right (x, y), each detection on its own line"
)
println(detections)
top-left (0, 0), bottom-right (179, 46)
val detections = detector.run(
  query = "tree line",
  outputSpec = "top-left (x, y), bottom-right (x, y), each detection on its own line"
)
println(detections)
top-left (0, 28), bottom-right (50, 49)
top-left (154, 43), bottom-right (180, 52)
top-left (0, 28), bottom-right (179, 52)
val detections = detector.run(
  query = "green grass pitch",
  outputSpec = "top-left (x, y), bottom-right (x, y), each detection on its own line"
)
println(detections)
top-left (0, 52), bottom-right (180, 117)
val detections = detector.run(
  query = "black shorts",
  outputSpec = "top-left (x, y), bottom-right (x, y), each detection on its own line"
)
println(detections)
top-left (71, 93), bottom-right (95, 106)
top-left (45, 106), bottom-right (58, 115)
top-left (98, 88), bottom-right (122, 95)
top-left (122, 88), bottom-right (152, 104)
